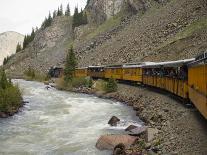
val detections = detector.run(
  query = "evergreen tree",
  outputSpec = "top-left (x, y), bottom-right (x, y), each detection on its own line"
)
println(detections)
top-left (72, 7), bottom-right (88, 28)
top-left (53, 10), bottom-right (57, 18)
top-left (83, 12), bottom-right (88, 25)
top-left (59, 4), bottom-right (63, 16)
top-left (57, 7), bottom-right (60, 16)
top-left (0, 69), bottom-right (9, 90)
top-left (30, 28), bottom-right (35, 41)
top-left (16, 43), bottom-right (22, 53)
top-left (65, 3), bottom-right (71, 16)
top-left (86, 0), bottom-right (90, 6)
top-left (64, 45), bottom-right (77, 82)
top-left (48, 12), bottom-right (52, 26)
top-left (72, 7), bottom-right (79, 28)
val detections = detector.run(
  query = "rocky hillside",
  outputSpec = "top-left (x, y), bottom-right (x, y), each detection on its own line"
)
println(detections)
top-left (5, 0), bottom-right (207, 75)
top-left (0, 31), bottom-right (24, 65)
top-left (76, 0), bottom-right (207, 67)
top-left (5, 16), bottom-right (73, 76)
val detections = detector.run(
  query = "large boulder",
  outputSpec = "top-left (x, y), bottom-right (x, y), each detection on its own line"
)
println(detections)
top-left (96, 135), bottom-right (138, 150)
top-left (108, 116), bottom-right (120, 126)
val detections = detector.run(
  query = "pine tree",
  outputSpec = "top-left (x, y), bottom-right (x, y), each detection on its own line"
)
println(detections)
top-left (86, 0), bottom-right (90, 6)
top-left (30, 28), bottom-right (35, 41)
top-left (72, 7), bottom-right (79, 28)
top-left (83, 12), bottom-right (88, 25)
top-left (65, 3), bottom-right (71, 16)
top-left (53, 10), bottom-right (57, 18)
top-left (0, 69), bottom-right (9, 90)
top-left (16, 43), bottom-right (22, 53)
top-left (60, 4), bottom-right (63, 16)
top-left (64, 45), bottom-right (77, 82)
top-left (57, 7), bottom-right (60, 16)
top-left (48, 12), bottom-right (52, 26)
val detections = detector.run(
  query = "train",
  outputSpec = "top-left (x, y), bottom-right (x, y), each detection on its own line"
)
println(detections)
top-left (51, 52), bottom-right (207, 119)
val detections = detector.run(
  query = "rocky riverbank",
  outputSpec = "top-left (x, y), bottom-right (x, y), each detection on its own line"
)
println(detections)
top-left (0, 101), bottom-right (25, 118)
top-left (68, 82), bottom-right (207, 154)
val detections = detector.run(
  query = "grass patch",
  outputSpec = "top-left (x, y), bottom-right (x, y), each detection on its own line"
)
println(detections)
top-left (87, 15), bottom-right (122, 39)
top-left (24, 67), bottom-right (50, 82)
top-left (56, 76), bottom-right (92, 91)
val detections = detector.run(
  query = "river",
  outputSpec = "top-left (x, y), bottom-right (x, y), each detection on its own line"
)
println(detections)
top-left (0, 80), bottom-right (142, 155)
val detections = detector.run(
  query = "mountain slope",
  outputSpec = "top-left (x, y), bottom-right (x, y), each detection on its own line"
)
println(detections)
top-left (5, 16), bottom-right (73, 76)
top-left (0, 31), bottom-right (24, 65)
top-left (5, 0), bottom-right (207, 75)
top-left (76, 0), bottom-right (207, 67)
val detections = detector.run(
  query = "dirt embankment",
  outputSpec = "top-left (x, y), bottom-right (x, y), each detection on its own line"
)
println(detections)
top-left (72, 83), bottom-right (207, 154)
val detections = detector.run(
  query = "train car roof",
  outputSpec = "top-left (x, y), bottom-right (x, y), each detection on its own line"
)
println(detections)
top-left (188, 52), bottom-right (207, 66)
top-left (76, 67), bottom-right (88, 69)
top-left (105, 64), bottom-right (123, 68)
top-left (88, 65), bottom-right (105, 68)
top-left (142, 58), bottom-right (195, 68)
top-left (123, 62), bottom-right (156, 68)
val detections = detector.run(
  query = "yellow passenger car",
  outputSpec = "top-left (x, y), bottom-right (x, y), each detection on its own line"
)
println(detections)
top-left (88, 66), bottom-right (105, 79)
top-left (105, 65), bottom-right (123, 80)
top-left (122, 64), bottom-right (143, 82)
top-left (143, 59), bottom-right (194, 99)
top-left (75, 67), bottom-right (88, 78)
top-left (188, 53), bottom-right (207, 119)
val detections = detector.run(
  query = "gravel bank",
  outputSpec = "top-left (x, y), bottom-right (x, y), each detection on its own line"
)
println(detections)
top-left (73, 83), bottom-right (207, 154)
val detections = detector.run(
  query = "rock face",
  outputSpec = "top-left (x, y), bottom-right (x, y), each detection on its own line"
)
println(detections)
top-left (87, 0), bottom-right (125, 25)
top-left (0, 31), bottom-right (24, 65)
top-left (86, 0), bottom-right (150, 25)
top-left (96, 135), bottom-right (137, 150)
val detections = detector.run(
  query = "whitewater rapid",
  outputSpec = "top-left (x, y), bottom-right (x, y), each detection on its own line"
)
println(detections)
top-left (0, 80), bottom-right (142, 155)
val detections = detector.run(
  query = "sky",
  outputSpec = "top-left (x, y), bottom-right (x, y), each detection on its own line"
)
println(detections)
top-left (0, 0), bottom-right (87, 35)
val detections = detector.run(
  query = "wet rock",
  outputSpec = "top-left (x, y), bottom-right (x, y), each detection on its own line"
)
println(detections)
top-left (125, 125), bottom-right (147, 136)
top-left (113, 143), bottom-right (126, 155)
top-left (96, 135), bottom-right (138, 150)
top-left (125, 125), bottom-right (138, 131)
top-left (0, 112), bottom-right (7, 118)
top-left (108, 116), bottom-right (120, 126)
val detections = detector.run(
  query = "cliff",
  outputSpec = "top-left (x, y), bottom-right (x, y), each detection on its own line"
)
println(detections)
top-left (0, 31), bottom-right (24, 65)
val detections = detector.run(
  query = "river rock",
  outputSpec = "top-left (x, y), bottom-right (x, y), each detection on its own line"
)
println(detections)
top-left (0, 112), bottom-right (7, 118)
top-left (113, 143), bottom-right (126, 155)
top-left (125, 125), bottom-right (147, 135)
top-left (96, 135), bottom-right (138, 150)
top-left (108, 116), bottom-right (120, 126)
top-left (125, 125), bottom-right (138, 131)
top-left (146, 128), bottom-right (159, 142)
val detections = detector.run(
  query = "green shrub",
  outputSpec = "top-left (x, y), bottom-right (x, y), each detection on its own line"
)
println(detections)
top-left (88, 78), bottom-right (93, 88)
top-left (0, 69), bottom-right (22, 113)
top-left (105, 78), bottom-right (118, 93)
